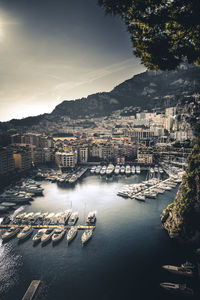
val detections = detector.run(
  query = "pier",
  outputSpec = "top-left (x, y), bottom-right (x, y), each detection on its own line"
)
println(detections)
top-left (0, 224), bottom-right (95, 230)
top-left (22, 280), bottom-right (40, 300)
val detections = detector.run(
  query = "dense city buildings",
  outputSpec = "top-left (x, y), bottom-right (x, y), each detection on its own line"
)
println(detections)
top-left (0, 103), bottom-right (196, 177)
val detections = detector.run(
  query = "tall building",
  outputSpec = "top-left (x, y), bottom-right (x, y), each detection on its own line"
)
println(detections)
top-left (0, 147), bottom-right (15, 176)
top-left (55, 151), bottom-right (77, 168)
top-left (13, 146), bottom-right (32, 171)
top-left (78, 146), bottom-right (88, 163)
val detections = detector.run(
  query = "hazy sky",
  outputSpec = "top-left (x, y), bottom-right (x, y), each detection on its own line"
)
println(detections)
top-left (0, 0), bottom-right (145, 121)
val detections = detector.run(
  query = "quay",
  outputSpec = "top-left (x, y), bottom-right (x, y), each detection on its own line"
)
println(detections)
top-left (0, 224), bottom-right (95, 230)
top-left (22, 280), bottom-right (40, 300)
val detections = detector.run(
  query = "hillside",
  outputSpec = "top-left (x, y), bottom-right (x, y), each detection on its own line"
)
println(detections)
top-left (52, 65), bottom-right (200, 118)
top-left (1, 65), bottom-right (200, 130)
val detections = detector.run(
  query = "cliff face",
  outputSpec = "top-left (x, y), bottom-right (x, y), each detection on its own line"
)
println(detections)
top-left (161, 139), bottom-right (200, 242)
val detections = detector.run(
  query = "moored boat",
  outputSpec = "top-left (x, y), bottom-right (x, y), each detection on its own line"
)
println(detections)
top-left (81, 229), bottom-right (93, 245)
top-left (17, 226), bottom-right (33, 240)
top-left (2, 227), bottom-right (20, 241)
top-left (160, 282), bottom-right (194, 296)
top-left (86, 211), bottom-right (96, 224)
top-left (67, 226), bottom-right (78, 244)
top-left (68, 212), bottom-right (79, 226)
top-left (52, 227), bottom-right (66, 243)
top-left (41, 228), bottom-right (54, 245)
top-left (32, 229), bottom-right (46, 244)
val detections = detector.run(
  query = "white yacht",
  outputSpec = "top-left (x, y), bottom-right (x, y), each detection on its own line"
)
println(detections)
top-left (32, 229), bottom-right (46, 244)
top-left (95, 166), bottom-right (101, 174)
top-left (17, 226), bottom-right (33, 240)
top-left (41, 228), bottom-right (54, 245)
top-left (131, 166), bottom-right (135, 174)
top-left (125, 165), bottom-right (131, 176)
top-left (68, 212), bottom-right (79, 226)
top-left (67, 226), bottom-right (78, 244)
top-left (2, 227), bottom-right (20, 241)
top-left (52, 227), bottom-right (66, 243)
top-left (90, 166), bottom-right (96, 174)
top-left (81, 230), bottom-right (93, 245)
top-left (100, 166), bottom-right (106, 176)
top-left (86, 211), bottom-right (96, 224)
top-left (120, 165), bottom-right (125, 174)
top-left (160, 282), bottom-right (193, 295)
top-left (106, 164), bottom-right (114, 176)
top-left (136, 165), bottom-right (141, 174)
top-left (114, 165), bottom-right (120, 175)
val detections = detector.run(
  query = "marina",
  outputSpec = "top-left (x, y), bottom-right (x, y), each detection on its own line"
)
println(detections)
top-left (0, 172), bottom-right (197, 300)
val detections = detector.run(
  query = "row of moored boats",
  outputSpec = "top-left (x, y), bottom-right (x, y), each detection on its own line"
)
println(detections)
top-left (90, 164), bottom-right (141, 176)
top-left (117, 176), bottom-right (182, 201)
top-left (1, 225), bottom-right (93, 246)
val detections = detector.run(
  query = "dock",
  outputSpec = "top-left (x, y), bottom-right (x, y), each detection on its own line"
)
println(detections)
top-left (22, 280), bottom-right (40, 300)
top-left (0, 224), bottom-right (95, 230)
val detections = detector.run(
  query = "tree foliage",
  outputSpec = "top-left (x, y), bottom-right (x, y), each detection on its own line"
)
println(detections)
top-left (98, 0), bottom-right (200, 70)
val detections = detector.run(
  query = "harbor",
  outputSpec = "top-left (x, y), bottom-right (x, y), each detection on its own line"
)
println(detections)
top-left (0, 172), bottom-right (198, 300)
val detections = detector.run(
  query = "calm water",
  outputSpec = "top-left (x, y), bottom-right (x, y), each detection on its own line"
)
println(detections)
top-left (0, 173), bottom-right (195, 300)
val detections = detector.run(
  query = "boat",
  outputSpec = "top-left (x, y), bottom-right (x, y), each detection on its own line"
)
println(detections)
top-left (41, 228), bottom-right (54, 245)
top-left (2, 227), bottom-right (20, 241)
top-left (90, 166), bottom-right (96, 174)
top-left (131, 166), bottom-right (135, 174)
top-left (86, 211), bottom-right (96, 224)
top-left (114, 165), bottom-right (120, 175)
top-left (68, 212), bottom-right (78, 225)
top-left (81, 230), bottom-right (93, 245)
top-left (160, 282), bottom-right (194, 296)
top-left (67, 226), bottom-right (78, 244)
top-left (52, 227), bottom-right (66, 243)
top-left (100, 166), bottom-right (106, 176)
top-left (32, 229), bottom-right (46, 244)
top-left (162, 265), bottom-right (193, 277)
top-left (17, 226), bottom-right (33, 240)
top-left (135, 193), bottom-right (145, 202)
top-left (125, 165), bottom-right (131, 176)
top-left (162, 261), bottom-right (195, 277)
top-left (95, 166), bottom-right (101, 175)
top-left (136, 165), bottom-right (141, 174)
top-left (120, 165), bottom-right (125, 174)
top-left (106, 164), bottom-right (114, 176)
top-left (159, 167), bottom-right (164, 173)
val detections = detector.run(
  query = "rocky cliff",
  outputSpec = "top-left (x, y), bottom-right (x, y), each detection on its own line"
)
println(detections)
top-left (161, 138), bottom-right (200, 242)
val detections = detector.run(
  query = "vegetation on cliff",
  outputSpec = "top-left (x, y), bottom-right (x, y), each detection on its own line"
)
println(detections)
top-left (162, 138), bottom-right (200, 241)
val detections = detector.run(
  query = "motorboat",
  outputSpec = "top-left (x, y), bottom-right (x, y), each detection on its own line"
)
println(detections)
top-left (100, 166), bottom-right (106, 176)
top-left (131, 166), bottom-right (135, 174)
top-left (86, 211), bottom-right (96, 224)
top-left (160, 282), bottom-right (194, 296)
top-left (106, 164), bottom-right (114, 176)
top-left (2, 227), bottom-right (20, 241)
top-left (120, 165), bottom-right (125, 174)
top-left (67, 226), bottom-right (78, 244)
top-left (32, 229), bottom-right (46, 244)
top-left (52, 227), bottom-right (66, 243)
top-left (125, 165), bottom-right (131, 176)
top-left (41, 228), bottom-right (54, 245)
top-left (81, 230), bottom-right (93, 245)
top-left (114, 165), bottom-right (120, 175)
top-left (17, 226), bottom-right (33, 240)
top-left (162, 264), bottom-right (194, 277)
top-left (68, 212), bottom-right (79, 226)
top-left (136, 165), bottom-right (141, 174)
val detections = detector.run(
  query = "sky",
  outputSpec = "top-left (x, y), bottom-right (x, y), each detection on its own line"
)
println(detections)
top-left (0, 0), bottom-right (145, 122)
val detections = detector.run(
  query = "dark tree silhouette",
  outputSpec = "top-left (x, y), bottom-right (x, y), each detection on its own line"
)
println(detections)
top-left (98, 0), bottom-right (200, 70)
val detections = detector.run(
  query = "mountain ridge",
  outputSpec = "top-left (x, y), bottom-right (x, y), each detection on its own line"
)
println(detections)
top-left (1, 65), bottom-right (200, 129)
